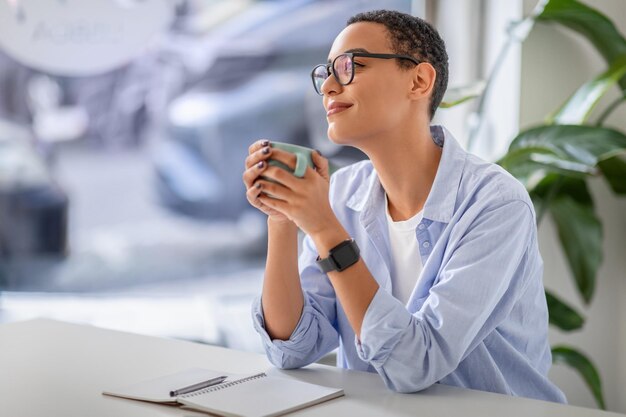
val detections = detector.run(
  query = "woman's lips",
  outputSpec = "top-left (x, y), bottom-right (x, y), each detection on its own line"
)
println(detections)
top-left (326, 103), bottom-right (353, 116)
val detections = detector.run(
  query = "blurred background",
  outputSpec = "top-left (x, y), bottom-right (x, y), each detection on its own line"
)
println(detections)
top-left (0, 0), bottom-right (414, 349)
top-left (0, 0), bottom-right (625, 412)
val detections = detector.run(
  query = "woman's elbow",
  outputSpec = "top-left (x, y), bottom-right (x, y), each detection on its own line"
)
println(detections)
top-left (380, 369), bottom-right (435, 393)
top-left (387, 379), bottom-right (432, 394)
top-left (267, 353), bottom-right (306, 370)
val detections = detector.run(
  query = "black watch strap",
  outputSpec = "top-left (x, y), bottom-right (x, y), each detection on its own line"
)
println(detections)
top-left (316, 239), bottom-right (360, 273)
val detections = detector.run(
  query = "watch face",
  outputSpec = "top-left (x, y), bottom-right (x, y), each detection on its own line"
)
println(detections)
top-left (333, 241), bottom-right (359, 270)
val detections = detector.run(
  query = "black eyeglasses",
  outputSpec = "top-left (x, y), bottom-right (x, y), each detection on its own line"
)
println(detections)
top-left (311, 52), bottom-right (421, 95)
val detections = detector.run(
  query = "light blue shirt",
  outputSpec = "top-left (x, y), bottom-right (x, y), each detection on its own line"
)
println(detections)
top-left (252, 125), bottom-right (566, 403)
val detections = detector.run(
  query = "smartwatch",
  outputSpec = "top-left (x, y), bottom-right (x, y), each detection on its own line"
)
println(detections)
top-left (316, 239), bottom-right (360, 273)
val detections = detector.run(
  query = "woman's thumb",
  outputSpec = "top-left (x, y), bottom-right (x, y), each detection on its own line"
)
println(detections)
top-left (312, 149), bottom-right (329, 179)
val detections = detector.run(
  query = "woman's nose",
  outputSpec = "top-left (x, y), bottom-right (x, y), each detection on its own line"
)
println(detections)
top-left (321, 72), bottom-right (342, 96)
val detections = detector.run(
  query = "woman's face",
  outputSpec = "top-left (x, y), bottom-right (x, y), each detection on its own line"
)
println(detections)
top-left (322, 22), bottom-right (418, 146)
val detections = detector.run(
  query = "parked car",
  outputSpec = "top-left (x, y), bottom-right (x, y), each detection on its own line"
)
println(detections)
top-left (0, 119), bottom-right (68, 258)
top-left (153, 0), bottom-right (411, 220)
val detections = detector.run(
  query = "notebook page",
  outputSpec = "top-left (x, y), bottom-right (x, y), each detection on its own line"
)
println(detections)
top-left (178, 373), bottom-right (344, 417)
top-left (103, 368), bottom-right (230, 403)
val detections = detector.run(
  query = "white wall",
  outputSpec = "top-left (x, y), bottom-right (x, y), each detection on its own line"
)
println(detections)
top-left (521, 0), bottom-right (626, 412)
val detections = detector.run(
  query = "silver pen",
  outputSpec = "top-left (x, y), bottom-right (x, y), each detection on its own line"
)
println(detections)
top-left (169, 375), bottom-right (228, 397)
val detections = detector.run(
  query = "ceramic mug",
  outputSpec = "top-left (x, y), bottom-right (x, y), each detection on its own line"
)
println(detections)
top-left (268, 142), bottom-right (315, 178)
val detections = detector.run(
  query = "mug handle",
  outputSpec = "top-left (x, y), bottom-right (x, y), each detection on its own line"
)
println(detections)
top-left (293, 153), bottom-right (308, 178)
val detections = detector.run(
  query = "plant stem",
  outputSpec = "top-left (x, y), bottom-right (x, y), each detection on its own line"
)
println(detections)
top-left (595, 91), bottom-right (626, 127)
top-left (467, 35), bottom-right (515, 151)
top-left (466, 15), bottom-right (536, 151)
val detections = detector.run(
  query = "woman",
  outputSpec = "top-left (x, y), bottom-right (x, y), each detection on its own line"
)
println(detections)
top-left (242, 9), bottom-right (565, 402)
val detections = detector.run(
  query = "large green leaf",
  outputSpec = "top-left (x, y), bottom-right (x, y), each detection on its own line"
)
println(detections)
top-left (508, 125), bottom-right (626, 164)
top-left (534, 0), bottom-right (626, 90)
top-left (545, 290), bottom-right (584, 331)
top-left (529, 174), bottom-right (561, 223)
top-left (552, 345), bottom-right (606, 409)
top-left (548, 55), bottom-right (626, 124)
top-left (535, 176), bottom-right (594, 205)
top-left (531, 177), bottom-right (600, 304)
top-left (530, 175), bottom-right (594, 223)
top-left (549, 194), bottom-right (602, 304)
top-left (498, 125), bottom-right (626, 190)
top-left (598, 153), bottom-right (626, 194)
top-left (500, 151), bottom-right (588, 192)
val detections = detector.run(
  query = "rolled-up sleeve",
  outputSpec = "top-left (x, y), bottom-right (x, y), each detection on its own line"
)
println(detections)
top-left (356, 199), bottom-right (536, 393)
top-left (251, 234), bottom-right (340, 369)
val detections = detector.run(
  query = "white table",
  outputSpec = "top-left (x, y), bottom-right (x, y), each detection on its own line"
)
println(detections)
top-left (0, 319), bottom-right (621, 417)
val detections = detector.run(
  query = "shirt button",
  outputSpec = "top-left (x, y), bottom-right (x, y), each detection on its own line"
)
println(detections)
top-left (423, 241), bottom-right (431, 248)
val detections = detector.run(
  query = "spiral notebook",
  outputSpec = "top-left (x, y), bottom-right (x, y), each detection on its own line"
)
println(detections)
top-left (103, 368), bottom-right (344, 417)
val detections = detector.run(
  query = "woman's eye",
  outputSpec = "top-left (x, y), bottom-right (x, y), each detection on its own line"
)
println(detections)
top-left (354, 62), bottom-right (365, 68)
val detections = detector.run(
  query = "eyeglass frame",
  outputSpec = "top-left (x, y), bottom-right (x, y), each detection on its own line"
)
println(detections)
top-left (310, 52), bottom-right (422, 95)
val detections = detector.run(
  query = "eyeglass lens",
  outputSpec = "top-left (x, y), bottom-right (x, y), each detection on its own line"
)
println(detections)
top-left (312, 65), bottom-right (328, 95)
top-left (312, 54), bottom-right (354, 95)
top-left (334, 54), bottom-right (353, 85)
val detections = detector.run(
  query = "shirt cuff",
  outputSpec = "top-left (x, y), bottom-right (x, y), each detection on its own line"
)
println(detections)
top-left (251, 294), bottom-right (318, 366)
top-left (355, 287), bottom-right (412, 366)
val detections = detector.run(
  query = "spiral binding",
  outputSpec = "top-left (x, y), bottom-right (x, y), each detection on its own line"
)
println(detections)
top-left (180, 373), bottom-right (267, 398)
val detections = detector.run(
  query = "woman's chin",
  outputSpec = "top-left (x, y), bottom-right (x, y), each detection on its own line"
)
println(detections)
top-left (327, 127), bottom-right (358, 146)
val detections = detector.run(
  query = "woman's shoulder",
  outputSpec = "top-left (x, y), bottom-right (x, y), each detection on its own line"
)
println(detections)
top-left (461, 153), bottom-right (535, 212)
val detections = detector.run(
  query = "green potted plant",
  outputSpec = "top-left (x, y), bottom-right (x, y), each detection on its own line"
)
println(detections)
top-left (443, 0), bottom-right (626, 409)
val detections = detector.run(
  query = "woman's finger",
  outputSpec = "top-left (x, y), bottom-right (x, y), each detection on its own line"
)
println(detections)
top-left (244, 143), bottom-right (272, 169)
top-left (311, 150), bottom-right (330, 180)
top-left (255, 179), bottom-right (291, 201)
top-left (260, 165), bottom-right (300, 190)
top-left (266, 148), bottom-right (298, 171)
top-left (242, 159), bottom-right (268, 188)
top-left (245, 182), bottom-right (265, 208)
top-left (258, 194), bottom-right (290, 216)
top-left (247, 139), bottom-right (271, 156)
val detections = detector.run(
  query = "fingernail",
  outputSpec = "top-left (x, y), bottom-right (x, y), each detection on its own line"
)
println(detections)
top-left (261, 140), bottom-right (270, 146)
top-left (257, 161), bottom-right (264, 169)
top-left (262, 147), bottom-right (270, 155)
top-left (255, 182), bottom-right (262, 189)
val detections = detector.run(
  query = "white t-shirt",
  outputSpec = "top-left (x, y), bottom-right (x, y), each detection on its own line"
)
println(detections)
top-left (385, 194), bottom-right (424, 305)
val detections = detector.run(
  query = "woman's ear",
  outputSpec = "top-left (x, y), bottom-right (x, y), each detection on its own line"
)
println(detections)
top-left (409, 62), bottom-right (437, 101)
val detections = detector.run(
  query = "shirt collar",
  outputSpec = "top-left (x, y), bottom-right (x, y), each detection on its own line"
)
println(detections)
top-left (346, 125), bottom-right (467, 224)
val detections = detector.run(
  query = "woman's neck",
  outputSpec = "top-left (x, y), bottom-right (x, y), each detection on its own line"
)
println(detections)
top-left (365, 123), bottom-right (442, 221)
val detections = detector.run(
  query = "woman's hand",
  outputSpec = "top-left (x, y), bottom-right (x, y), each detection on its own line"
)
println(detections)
top-left (243, 140), bottom-right (293, 224)
top-left (255, 149), bottom-right (337, 236)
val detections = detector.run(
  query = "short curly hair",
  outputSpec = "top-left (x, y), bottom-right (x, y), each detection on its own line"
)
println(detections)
top-left (347, 10), bottom-right (448, 120)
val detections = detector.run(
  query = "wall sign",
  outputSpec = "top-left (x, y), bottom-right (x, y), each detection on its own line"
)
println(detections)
top-left (0, 0), bottom-right (172, 76)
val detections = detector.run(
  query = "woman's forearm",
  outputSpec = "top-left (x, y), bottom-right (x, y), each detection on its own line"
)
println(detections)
top-left (310, 220), bottom-right (379, 340)
top-left (261, 218), bottom-right (304, 340)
